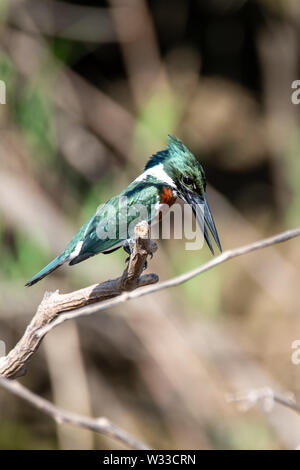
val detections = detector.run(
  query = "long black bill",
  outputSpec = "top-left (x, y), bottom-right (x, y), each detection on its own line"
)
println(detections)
top-left (184, 191), bottom-right (222, 255)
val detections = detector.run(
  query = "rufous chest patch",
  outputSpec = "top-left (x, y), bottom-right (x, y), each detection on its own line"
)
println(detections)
top-left (160, 186), bottom-right (177, 207)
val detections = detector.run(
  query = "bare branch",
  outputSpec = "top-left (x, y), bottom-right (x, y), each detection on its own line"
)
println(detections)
top-left (227, 387), bottom-right (300, 417)
top-left (0, 227), bottom-right (299, 380)
top-left (0, 221), bottom-right (157, 379)
top-left (37, 227), bottom-right (300, 336)
top-left (0, 376), bottom-right (150, 450)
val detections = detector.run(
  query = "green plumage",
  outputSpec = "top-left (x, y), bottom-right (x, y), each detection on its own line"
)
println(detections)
top-left (25, 180), bottom-right (162, 286)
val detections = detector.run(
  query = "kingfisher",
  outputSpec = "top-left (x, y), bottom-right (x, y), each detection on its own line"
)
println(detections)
top-left (25, 136), bottom-right (222, 286)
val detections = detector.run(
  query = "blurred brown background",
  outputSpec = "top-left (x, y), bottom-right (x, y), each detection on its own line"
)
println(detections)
top-left (0, 0), bottom-right (300, 450)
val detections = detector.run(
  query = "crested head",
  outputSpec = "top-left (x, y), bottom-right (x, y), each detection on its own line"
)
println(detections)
top-left (145, 135), bottom-right (206, 197)
top-left (145, 135), bottom-right (195, 170)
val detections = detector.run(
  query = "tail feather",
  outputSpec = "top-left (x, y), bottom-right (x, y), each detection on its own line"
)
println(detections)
top-left (25, 254), bottom-right (67, 287)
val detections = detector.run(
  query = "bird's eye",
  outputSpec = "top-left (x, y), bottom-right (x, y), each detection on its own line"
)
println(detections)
top-left (182, 176), bottom-right (193, 186)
